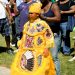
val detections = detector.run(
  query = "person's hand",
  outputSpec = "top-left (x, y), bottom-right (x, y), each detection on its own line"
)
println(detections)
top-left (8, 16), bottom-right (13, 24)
top-left (43, 48), bottom-right (49, 57)
top-left (60, 10), bottom-right (65, 14)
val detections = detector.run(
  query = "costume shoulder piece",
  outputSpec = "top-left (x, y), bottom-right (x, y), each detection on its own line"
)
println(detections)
top-left (18, 19), bottom-right (54, 49)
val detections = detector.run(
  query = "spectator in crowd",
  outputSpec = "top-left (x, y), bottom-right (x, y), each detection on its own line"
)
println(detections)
top-left (40, 0), bottom-right (61, 75)
top-left (8, 0), bottom-right (17, 47)
top-left (68, 13), bottom-right (75, 62)
top-left (9, 0), bottom-right (22, 47)
top-left (13, 0), bottom-right (35, 39)
top-left (0, 0), bottom-right (13, 54)
top-left (14, 0), bottom-right (22, 39)
top-left (58, 0), bottom-right (75, 55)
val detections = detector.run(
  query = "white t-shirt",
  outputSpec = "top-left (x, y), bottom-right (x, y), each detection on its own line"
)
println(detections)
top-left (0, 0), bottom-right (9, 19)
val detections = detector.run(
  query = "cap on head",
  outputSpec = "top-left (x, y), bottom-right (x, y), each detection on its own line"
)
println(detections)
top-left (29, 2), bottom-right (42, 14)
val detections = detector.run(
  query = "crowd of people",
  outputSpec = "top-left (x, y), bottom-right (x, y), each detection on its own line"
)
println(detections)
top-left (0, 0), bottom-right (75, 75)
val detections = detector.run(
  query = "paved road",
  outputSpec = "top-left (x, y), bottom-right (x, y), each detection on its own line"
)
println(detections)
top-left (0, 66), bottom-right (10, 75)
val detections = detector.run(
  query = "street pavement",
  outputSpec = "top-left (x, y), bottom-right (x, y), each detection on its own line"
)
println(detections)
top-left (0, 66), bottom-right (10, 75)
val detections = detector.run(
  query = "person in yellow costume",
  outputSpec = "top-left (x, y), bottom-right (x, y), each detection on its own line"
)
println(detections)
top-left (11, 2), bottom-right (56, 75)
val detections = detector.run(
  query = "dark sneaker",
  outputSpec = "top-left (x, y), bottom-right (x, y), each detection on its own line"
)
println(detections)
top-left (7, 48), bottom-right (14, 55)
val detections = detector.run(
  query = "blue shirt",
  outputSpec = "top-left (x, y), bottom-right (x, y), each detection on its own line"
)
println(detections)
top-left (18, 1), bottom-right (35, 32)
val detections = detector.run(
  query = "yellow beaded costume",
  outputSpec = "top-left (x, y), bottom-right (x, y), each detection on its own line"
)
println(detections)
top-left (11, 2), bottom-right (56, 75)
